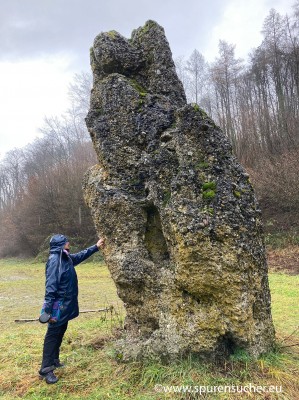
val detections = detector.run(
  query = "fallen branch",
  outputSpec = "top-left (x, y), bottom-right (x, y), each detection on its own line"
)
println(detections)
top-left (280, 325), bottom-right (299, 344)
top-left (79, 308), bottom-right (112, 314)
top-left (15, 307), bottom-right (112, 323)
top-left (279, 343), bottom-right (299, 349)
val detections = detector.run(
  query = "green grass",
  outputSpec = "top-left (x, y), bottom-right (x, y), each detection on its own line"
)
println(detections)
top-left (0, 259), bottom-right (298, 399)
top-left (269, 273), bottom-right (299, 337)
top-left (265, 231), bottom-right (299, 249)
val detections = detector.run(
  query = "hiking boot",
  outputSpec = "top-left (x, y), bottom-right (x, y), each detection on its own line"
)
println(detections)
top-left (39, 370), bottom-right (59, 384)
top-left (54, 359), bottom-right (65, 368)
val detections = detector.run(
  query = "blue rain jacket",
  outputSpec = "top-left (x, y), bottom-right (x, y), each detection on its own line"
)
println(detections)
top-left (43, 234), bottom-right (98, 327)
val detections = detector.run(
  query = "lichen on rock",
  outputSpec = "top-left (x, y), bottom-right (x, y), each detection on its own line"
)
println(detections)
top-left (83, 20), bottom-right (275, 362)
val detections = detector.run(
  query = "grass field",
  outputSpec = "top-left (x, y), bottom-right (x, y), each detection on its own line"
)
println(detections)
top-left (0, 254), bottom-right (298, 400)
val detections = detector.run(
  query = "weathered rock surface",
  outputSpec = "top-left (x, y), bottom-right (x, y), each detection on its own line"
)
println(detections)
top-left (83, 20), bottom-right (275, 362)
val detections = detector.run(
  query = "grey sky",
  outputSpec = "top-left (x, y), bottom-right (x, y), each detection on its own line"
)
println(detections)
top-left (0, 0), bottom-right (226, 69)
top-left (0, 0), bottom-right (296, 157)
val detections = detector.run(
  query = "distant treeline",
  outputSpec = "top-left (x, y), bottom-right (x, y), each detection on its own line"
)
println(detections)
top-left (175, 4), bottom-right (299, 233)
top-left (176, 5), bottom-right (299, 162)
top-left (0, 73), bottom-right (97, 257)
top-left (0, 4), bottom-right (299, 257)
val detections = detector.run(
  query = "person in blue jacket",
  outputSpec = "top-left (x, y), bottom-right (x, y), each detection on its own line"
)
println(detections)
top-left (39, 234), bottom-right (105, 384)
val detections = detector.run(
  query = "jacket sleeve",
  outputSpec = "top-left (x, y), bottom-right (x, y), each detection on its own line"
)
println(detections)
top-left (70, 244), bottom-right (99, 267)
top-left (44, 255), bottom-right (60, 313)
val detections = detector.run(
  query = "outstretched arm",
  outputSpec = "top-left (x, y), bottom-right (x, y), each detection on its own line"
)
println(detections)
top-left (70, 238), bottom-right (105, 267)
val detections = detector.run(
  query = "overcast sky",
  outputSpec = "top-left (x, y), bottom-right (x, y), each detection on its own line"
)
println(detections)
top-left (0, 0), bottom-right (296, 158)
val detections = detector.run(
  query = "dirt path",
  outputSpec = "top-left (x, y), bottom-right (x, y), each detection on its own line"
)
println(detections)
top-left (267, 246), bottom-right (299, 274)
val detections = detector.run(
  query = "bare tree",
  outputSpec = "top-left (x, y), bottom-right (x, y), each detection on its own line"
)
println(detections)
top-left (210, 41), bottom-right (244, 151)
top-left (0, 73), bottom-right (96, 257)
top-left (174, 55), bottom-right (191, 99)
top-left (185, 49), bottom-right (207, 104)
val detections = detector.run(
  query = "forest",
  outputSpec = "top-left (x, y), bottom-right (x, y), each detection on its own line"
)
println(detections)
top-left (0, 4), bottom-right (298, 257)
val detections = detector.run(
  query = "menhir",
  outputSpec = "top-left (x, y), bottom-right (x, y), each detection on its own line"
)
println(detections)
top-left (83, 20), bottom-right (275, 362)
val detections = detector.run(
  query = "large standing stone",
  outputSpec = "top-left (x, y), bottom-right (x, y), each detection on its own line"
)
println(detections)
top-left (83, 20), bottom-right (275, 362)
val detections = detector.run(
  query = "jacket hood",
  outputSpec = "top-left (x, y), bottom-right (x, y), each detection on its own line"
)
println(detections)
top-left (49, 234), bottom-right (69, 253)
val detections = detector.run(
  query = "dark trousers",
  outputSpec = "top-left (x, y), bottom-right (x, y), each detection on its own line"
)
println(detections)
top-left (40, 322), bottom-right (68, 373)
